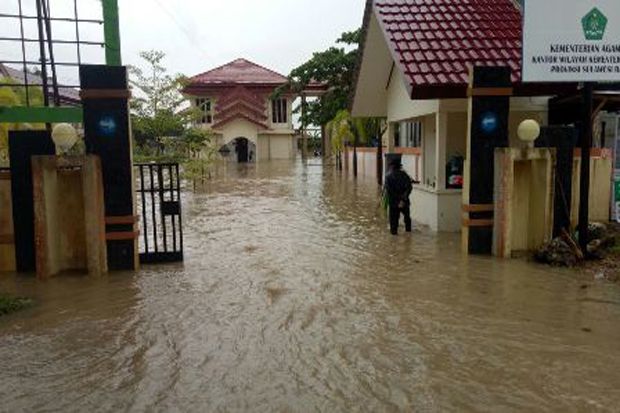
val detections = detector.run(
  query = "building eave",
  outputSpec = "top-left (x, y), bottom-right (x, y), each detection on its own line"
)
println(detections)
top-left (350, 3), bottom-right (392, 117)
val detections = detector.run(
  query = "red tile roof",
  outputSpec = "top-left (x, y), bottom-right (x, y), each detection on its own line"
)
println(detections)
top-left (213, 87), bottom-right (269, 129)
top-left (210, 85), bottom-right (269, 130)
top-left (372, 0), bottom-right (523, 98)
top-left (185, 58), bottom-right (288, 88)
top-left (212, 112), bottom-right (269, 130)
top-left (216, 85), bottom-right (265, 109)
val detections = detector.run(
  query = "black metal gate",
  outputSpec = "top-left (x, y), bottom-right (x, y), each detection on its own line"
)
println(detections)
top-left (135, 163), bottom-right (183, 264)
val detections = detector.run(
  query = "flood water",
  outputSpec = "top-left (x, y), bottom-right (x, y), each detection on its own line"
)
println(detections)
top-left (2, 160), bottom-right (620, 412)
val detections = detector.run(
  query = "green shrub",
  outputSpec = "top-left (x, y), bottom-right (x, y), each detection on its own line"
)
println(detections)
top-left (0, 294), bottom-right (33, 316)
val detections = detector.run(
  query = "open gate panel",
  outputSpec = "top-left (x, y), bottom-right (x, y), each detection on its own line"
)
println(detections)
top-left (135, 163), bottom-right (183, 264)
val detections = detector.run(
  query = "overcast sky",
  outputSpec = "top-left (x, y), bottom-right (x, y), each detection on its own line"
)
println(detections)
top-left (2, 0), bottom-right (365, 83)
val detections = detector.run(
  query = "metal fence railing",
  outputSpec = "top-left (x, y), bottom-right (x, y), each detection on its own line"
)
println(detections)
top-left (0, 0), bottom-right (106, 107)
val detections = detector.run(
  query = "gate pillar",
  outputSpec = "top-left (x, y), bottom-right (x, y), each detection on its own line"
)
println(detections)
top-left (80, 65), bottom-right (139, 271)
top-left (462, 67), bottom-right (511, 255)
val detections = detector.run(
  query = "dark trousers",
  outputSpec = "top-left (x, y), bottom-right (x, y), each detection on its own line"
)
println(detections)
top-left (389, 205), bottom-right (412, 235)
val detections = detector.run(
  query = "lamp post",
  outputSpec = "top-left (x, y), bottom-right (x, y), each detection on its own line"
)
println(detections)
top-left (579, 83), bottom-right (595, 253)
top-left (51, 123), bottom-right (78, 155)
top-left (517, 119), bottom-right (541, 147)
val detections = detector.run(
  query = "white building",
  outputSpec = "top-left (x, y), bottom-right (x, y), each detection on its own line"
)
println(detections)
top-left (349, 0), bottom-right (615, 232)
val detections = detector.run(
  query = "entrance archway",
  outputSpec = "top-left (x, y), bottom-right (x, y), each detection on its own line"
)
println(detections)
top-left (236, 137), bottom-right (249, 163)
top-left (233, 137), bottom-right (256, 163)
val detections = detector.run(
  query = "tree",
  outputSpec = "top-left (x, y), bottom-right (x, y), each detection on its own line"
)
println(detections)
top-left (182, 133), bottom-right (219, 190)
top-left (329, 110), bottom-right (355, 154)
top-left (329, 109), bottom-right (364, 175)
top-left (281, 29), bottom-right (361, 128)
top-left (356, 117), bottom-right (387, 185)
top-left (129, 50), bottom-right (219, 185)
top-left (282, 29), bottom-right (387, 181)
top-left (129, 50), bottom-right (197, 150)
top-left (328, 109), bottom-right (386, 181)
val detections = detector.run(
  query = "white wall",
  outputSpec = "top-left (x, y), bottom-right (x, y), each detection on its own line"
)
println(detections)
top-left (257, 136), bottom-right (270, 161)
top-left (446, 112), bottom-right (467, 158)
top-left (351, 13), bottom-right (391, 117)
top-left (268, 97), bottom-right (295, 131)
top-left (422, 115), bottom-right (437, 188)
top-left (220, 118), bottom-right (260, 147)
top-left (266, 135), bottom-right (294, 159)
top-left (343, 149), bottom-right (377, 178)
top-left (436, 191), bottom-right (463, 232)
top-left (410, 187), bottom-right (462, 232)
top-left (386, 71), bottom-right (439, 122)
top-left (410, 187), bottom-right (438, 230)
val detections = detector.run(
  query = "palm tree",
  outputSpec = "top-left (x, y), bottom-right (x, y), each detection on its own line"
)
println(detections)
top-left (328, 110), bottom-right (352, 171)
top-left (358, 118), bottom-right (387, 185)
top-left (327, 110), bottom-right (386, 182)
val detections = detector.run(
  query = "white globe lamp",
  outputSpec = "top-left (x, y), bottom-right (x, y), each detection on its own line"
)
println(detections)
top-left (517, 119), bottom-right (541, 146)
top-left (51, 123), bottom-right (78, 155)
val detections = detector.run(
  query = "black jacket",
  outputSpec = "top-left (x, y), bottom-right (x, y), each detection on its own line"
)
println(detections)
top-left (385, 169), bottom-right (413, 207)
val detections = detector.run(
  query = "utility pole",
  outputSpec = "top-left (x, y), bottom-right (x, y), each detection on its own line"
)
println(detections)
top-left (376, 127), bottom-right (384, 186)
top-left (301, 93), bottom-right (308, 160)
top-left (34, 0), bottom-right (49, 109)
top-left (578, 82), bottom-right (594, 253)
top-left (353, 132), bottom-right (358, 178)
top-left (102, 0), bottom-right (122, 66)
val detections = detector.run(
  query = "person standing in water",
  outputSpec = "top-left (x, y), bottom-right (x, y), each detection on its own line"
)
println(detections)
top-left (384, 159), bottom-right (414, 235)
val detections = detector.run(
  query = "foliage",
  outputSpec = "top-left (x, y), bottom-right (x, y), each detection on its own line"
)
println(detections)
top-left (280, 28), bottom-right (387, 160)
top-left (129, 50), bottom-right (200, 150)
top-left (183, 155), bottom-right (217, 188)
top-left (0, 294), bottom-right (33, 316)
top-left (132, 126), bottom-right (218, 190)
top-left (130, 50), bottom-right (186, 118)
top-left (129, 50), bottom-right (218, 186)
top-left (181, 127), bottom-right (218, 185)
top-left (355, 117), bottom-right (387, 147)
top-left (328, 109), bottom-right (386, 153)
top-left (328, 110), bottom-right (355, 153)
top-left (279, 29), bottom-right (362, 127)
top-left (134, 127), bottom-right (214, 161)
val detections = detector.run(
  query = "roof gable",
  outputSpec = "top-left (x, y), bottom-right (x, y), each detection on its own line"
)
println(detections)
top-left (187, 58), bottom-right (288, 87)
top-left (370, 0), bottom-right (523, 98)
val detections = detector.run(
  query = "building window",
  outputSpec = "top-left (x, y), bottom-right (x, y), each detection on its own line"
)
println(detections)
top-left (400, 121), bottom-right (422, 147)
top-left (272, 98), bottom-right (288, 124)
top-left (195, 98), bottom-right (212, 124)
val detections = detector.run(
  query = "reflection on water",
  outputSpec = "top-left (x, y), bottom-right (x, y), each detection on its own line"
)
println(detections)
top-left (1, 160), bottom-right (620, 412)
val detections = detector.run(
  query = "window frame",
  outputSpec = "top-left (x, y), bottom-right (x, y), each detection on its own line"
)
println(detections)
top-left (195, 98), bottom-right (213, 124)
top-left (400, 120), bottom-right (423, 148)
top-left (272, 98), bottom-right (288, 124)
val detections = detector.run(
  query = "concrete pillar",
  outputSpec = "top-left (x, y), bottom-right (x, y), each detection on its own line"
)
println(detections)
top-left (436, 112), bottom-right (448, 191)
top-left (386, 122), bottom-right (396, 153)
top-left (268, 135), bottom-right (272, 161)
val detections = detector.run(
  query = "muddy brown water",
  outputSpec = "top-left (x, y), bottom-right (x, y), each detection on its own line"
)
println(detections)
top-left (1, 160), bottom-right (620, 412)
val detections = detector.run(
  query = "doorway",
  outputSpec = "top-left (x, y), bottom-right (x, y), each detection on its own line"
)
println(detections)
top-left (234, 137), bottom-right (255, 163)
top-left (236, 137), bottom-right (249, 163)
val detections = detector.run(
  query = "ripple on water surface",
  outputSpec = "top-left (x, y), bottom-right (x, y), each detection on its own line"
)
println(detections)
top-left (1, 160), bottom-right (620, 412)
